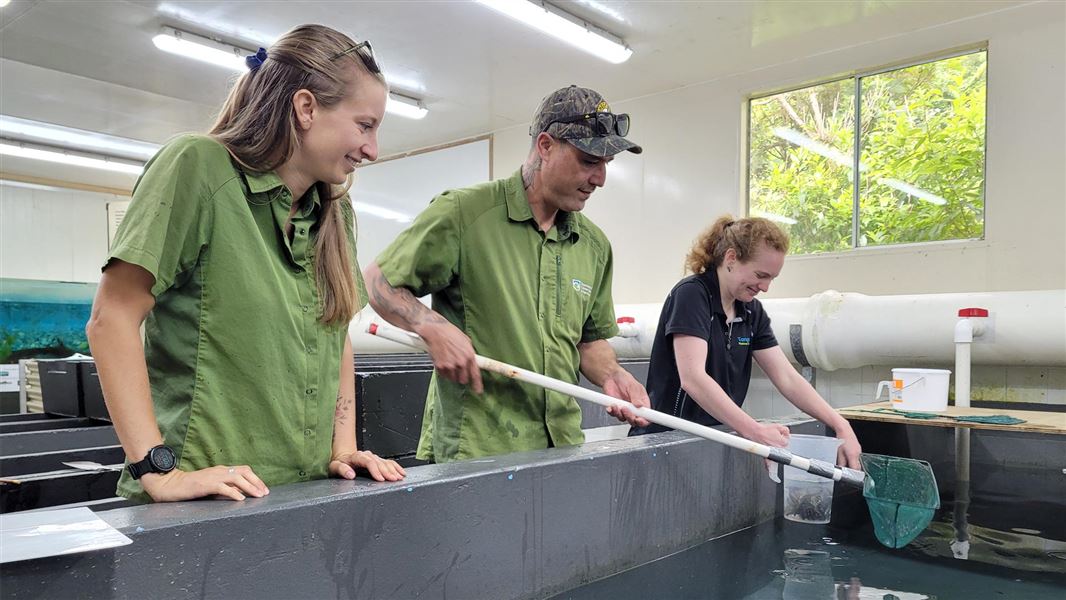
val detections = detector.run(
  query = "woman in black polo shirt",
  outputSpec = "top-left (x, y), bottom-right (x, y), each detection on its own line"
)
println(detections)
top-left (631, 216), bottom-right (861, 469)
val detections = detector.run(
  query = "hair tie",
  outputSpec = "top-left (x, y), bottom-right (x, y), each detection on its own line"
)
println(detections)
top-left (246, 48), bottom-right (268, 71)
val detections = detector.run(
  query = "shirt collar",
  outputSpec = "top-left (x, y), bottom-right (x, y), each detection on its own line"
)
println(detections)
top-left (556, 210), bottom-right (578, 241)
top-left (239, 165), bottom-right (323, 215)
top-left (243, 168), bottom-right (286, 195)
top-left (504, 169), bottom-right (580, 242)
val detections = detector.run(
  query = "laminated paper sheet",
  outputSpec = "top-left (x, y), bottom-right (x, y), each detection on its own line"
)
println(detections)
top-left (1, 507), bottom-right (132, 563)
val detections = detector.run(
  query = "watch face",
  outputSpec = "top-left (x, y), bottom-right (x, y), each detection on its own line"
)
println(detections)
top-left (150, 446), bottom-right (176, 471)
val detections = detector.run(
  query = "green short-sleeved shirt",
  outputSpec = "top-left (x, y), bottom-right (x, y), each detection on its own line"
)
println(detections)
top-left (376, 169), bottom-right (619, 462)
top-left (107, 135), bottom-right (367, 502)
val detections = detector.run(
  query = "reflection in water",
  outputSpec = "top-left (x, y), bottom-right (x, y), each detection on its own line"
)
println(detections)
top-left (952, 428), bottom-right (972, 560)
top-left (781, 548), bottom-right (930, 600)
top-left (782, 549), bottom-right (833, 599)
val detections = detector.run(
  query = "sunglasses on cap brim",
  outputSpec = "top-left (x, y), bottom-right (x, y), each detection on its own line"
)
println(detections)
top-left (549, 112), bottom-right (631, 137)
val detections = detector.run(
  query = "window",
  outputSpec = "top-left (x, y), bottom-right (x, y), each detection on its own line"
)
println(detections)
top-left (748, 50), bottom-right (986, 254)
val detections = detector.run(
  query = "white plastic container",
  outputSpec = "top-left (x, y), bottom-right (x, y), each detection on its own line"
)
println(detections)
top-left (783, 434), bottom-right (843, 524)
top-left (876, 368), bottom-right (951, 412)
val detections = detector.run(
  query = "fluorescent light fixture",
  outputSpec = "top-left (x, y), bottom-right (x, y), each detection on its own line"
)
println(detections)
top-left (380, 72), bottom-right (425, 95)
top-left (751, 209), bottom-right (798, 225)
top-left (0, 142), bottom-right (144, 175)
top-left (1, 115), bottom-right (159, 161)
top-left (476, 0), bottom-right (633, 64)
top-left (574, 0), bottom-right (627, 24)
top-left (153, 26), bottom-right (248, 72)
top-left (387, 93), bottom-right (428, 120)
top-left (353, 201), bottom-right (412, 223)
top-left (152, 27), bottom-right (431, 120)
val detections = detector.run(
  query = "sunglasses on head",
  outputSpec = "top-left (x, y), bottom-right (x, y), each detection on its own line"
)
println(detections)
top-left (549, 112), bottom-right (631, 137)
top-left (331, 40), bottom-right (381, 74)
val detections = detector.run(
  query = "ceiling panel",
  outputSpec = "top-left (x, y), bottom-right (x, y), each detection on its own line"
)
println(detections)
top-left (0, 0), bottom-right (1025, 161)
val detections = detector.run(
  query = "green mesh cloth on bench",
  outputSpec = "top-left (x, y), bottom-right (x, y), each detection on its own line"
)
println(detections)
top-left (853, 407), bottom-right (1026, 425)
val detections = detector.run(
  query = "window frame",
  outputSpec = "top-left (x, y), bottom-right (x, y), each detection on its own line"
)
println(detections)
top-left (744, 44), bottom-right (989, 254)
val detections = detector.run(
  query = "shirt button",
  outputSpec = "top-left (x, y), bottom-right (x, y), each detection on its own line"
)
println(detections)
top-left (304, 429), bottom-right (312, 437)
top-left (301, 305), bottom-right (310, 313)
top-left (305, 388), bottom-right (315, 395)
top-left (298, 470), bottom-right (306, 477)
top-left (298, 228), bottom-right (306, 235)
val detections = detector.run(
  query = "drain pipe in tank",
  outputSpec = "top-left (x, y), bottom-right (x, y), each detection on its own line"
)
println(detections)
top-left (952, 306), bottom-right (989, 561)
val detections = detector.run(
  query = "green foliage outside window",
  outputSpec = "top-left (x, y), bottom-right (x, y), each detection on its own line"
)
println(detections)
top-left (749, 51), bottom-right (986, 254)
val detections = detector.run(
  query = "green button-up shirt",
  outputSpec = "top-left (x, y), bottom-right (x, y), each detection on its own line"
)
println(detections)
top-left (107, 135), bottom-right (367, 502)
top-left (376, 169), bottom-right (619, 462)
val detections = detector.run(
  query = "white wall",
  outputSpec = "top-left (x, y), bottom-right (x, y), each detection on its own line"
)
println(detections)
top-left (492, 2), bottom-right (1066, 304)
top-left (0, 139), bottom-right (490, 286)
top-left (352, 139), bottom-right (490, 267)
top-left (0, 181), bottom-right (118, 283)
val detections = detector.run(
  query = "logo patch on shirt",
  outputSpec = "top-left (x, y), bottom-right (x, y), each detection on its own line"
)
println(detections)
top-left (737, 337), bottom-right (751, 346)
top-left (572, 278), bottom-right (592, 298)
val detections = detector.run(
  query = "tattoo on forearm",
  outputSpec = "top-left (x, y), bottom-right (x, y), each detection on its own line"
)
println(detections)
top-left (334, 393), bottom-right (354, 424)
top-left (367, 268), bottom-right (446, 329)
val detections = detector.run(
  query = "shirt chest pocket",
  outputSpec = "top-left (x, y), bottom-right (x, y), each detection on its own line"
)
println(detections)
top-left (558, 263), bottom-right (594, 329)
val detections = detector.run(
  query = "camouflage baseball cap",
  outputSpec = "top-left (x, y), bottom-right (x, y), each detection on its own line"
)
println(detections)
top-left (529, 85), bottom-right (642, 157)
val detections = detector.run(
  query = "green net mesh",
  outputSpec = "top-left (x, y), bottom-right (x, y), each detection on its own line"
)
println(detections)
top-left (860, 453), bottom-right (940, 549)
top-left (855, 407), bottom-right (1026, 425)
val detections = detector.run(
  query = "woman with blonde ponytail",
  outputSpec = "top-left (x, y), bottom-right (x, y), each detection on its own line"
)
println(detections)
top-left (631, 215), bottom-right (862, 470)
top-left (87, 24), bottom-right (404, 503)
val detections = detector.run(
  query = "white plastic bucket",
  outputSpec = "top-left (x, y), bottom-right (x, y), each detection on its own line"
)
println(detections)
top-left (875, 368), bottom-right (951, 412)
top-left (783, 434), bottom-right (842, 524)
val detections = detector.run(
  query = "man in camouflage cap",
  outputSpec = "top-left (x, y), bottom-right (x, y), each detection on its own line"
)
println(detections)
top-left (365, 85), bottom-right (649, 463)
top-left (530, 85), bottom-right (642, 157)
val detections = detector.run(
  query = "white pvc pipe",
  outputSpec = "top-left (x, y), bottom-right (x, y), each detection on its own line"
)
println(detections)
top-left (350, 289), bottom-right (1066, 371)
top-left (954, 318), bottom-right (974, 408)
top-left (954, 314), bottom-right (975, 556)
top-left (610, 289), bottom-right (1065, 370)
top-left (349, 306), bottom-right (416, 354)
top-left (955, 343), bottom-right (972, 407)
top-left (366, 320), bottom-right (866, 487)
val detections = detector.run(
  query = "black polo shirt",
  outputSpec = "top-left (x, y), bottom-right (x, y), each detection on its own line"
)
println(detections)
top-left (631, 269), bottom-right (778, 435)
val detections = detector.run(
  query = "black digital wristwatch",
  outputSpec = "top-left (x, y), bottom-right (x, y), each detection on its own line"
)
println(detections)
top-left (127, 445), bottom-right (177, 480)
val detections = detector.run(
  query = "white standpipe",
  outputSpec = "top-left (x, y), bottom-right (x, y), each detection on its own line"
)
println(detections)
top-left (955, 333), bottom-right (972, 408)
top-left (614, 316), bottom-right (640, 339)
top-left (952, 307), bottom-right (984, 560)
top-left (953, 308), bottom-right (988, 409)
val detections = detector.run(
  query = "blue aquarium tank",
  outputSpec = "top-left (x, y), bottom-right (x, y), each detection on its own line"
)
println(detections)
top-left (0, 278), bottom-right (96, 362)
